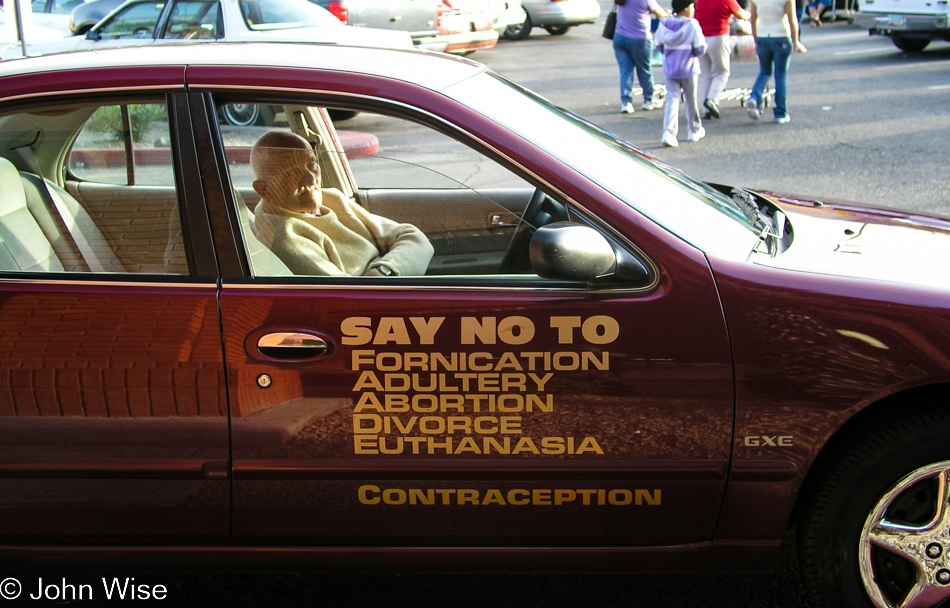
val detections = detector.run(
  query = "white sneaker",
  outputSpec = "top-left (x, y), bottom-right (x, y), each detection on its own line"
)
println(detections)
top-left (746, 100), bottom-right (760, 120)
top-left (621, 102), bottom-right (635, 114)
top-left (687, 127), bottom-right (705, 143)
top-left (642, 99), bottom-right (662, 111)
top-left (661, 131), bottom-right (678, 147)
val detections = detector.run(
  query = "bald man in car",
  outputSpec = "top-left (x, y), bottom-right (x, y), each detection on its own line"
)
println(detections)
top-left (250, 130), bottom-right (432, 277)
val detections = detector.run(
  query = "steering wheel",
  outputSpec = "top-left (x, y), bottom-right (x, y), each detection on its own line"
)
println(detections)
top-left (498, 188), bottom-right (547, 274)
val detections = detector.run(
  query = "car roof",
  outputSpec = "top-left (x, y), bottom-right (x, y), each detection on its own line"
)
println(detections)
top-left (0, 42), bottom-right (487, 92)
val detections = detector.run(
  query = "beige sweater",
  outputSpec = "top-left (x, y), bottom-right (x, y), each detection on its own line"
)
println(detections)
top-left (253, 188), bottom-right (433, 276)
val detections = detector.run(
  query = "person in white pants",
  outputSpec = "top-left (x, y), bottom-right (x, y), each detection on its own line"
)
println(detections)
top-left (656, 0), bottom-right (708, 147)
top-left (695, 0), bottom-right (750, 118)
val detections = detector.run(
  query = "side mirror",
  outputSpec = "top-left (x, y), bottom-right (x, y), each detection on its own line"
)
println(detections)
top-left (529, 222), bottom-right (650, 284)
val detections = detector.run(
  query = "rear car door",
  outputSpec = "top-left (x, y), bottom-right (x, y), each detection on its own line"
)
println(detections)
top-left (0, 81), bottom-right (229, 543)
top-left (197, 85), bottom-right (734, 554)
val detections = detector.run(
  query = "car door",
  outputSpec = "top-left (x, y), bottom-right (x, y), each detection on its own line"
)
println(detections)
top-left (201, 91), bottom-right (734, 550)
top-left (0, 90), bottom-right (229, 543)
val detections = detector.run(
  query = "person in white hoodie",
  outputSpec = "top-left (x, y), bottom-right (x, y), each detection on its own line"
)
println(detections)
top-left (655, 0), bottom-right (708, 147)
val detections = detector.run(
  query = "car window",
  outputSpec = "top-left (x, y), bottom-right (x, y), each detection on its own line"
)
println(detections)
top-left (69, 103), bottom-right (175, 186)
top-left (0, 100), bottom-right (188, 275)
top-left (445, 73), bottom-right (762, 260)
top-left (343, 112), bottom-right (531, 191)
top-left (162, 0), bottom-right (220, 39)
top-left (216, 102), bottom-right (560, 279)
top-left (96, 1), bottom-right (163, 39)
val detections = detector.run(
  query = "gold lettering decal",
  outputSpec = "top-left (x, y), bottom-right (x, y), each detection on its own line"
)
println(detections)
top-left (357, 486), bottom-right (662, 507)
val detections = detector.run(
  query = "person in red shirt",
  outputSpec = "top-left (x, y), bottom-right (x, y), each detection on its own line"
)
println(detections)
top-left (694, 0), bottom-right (750, 118)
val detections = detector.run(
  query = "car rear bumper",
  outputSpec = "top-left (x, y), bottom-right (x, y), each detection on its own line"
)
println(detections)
top-left (442, 28), bottom-right (500, 53)
top-left (852, 11), bottom-right (949, 33)
top-left (526, 0), bottom-right (601, 26)
top-left (415, 29), bottom-right (500, 54)
top-left (418, 9), bottom-right (500, 54)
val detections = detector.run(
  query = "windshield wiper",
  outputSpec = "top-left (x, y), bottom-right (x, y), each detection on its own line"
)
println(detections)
top-left (731, 188), bottom-right (784, 256)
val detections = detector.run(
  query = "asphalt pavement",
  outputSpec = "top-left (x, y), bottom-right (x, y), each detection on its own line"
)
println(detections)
top-left (475, 11), bottom-right (950, 218)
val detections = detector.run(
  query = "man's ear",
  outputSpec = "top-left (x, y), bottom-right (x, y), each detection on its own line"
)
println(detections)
top-left (252, 180), bottom-right (268, 200)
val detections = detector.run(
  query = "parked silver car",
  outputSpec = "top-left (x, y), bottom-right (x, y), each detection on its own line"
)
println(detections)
top-left (503, 0), bottom-right (599, 39)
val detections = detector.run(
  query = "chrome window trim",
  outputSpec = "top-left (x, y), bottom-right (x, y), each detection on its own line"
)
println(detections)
top-left (0, 277), bottom-right (217, 288)
top-left (221, 281), bottom-right (643, 295)
top-left (0, 84), bottom-right (186, 106)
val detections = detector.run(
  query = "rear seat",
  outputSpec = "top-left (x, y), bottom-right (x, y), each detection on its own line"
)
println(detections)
top-left (0, 157), bottom-right (64, 272)
top-left (0, 156), bottom-right (123, 273)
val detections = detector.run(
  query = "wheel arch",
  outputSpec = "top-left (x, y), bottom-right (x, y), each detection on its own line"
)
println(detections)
top-left (791, 381), bottom-right (950, 526)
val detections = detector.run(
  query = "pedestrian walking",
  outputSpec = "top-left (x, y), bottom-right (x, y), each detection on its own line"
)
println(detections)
top-left (656, 0), bottom-right (708, 146)
top-left (807, 0), bottom-right (831, 25)
top-left (695, 0), bottom-right (750, 119)
top-left (745, 0), bottom-right (806, 123)
top-left (613, 0), bottom-right (670, 114)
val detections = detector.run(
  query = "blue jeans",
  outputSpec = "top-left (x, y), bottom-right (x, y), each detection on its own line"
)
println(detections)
top-left (749, 36), bottom-right (792, 119)
top-left (613, 34), bottom-right (655, 105)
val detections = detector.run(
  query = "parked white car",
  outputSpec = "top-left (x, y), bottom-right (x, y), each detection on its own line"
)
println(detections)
top-left (853, 0), bottom-right (949, 52)
top-left (28, 0), bottom-right (90, 33)
top-left (450, 0), bottom-right (527, 36)
top-left (0, 6), bottom-right (69, 48)
top-left (503, 0), bottom-right (599, 39)
top-left (0, 0), bottom-right (412, 59)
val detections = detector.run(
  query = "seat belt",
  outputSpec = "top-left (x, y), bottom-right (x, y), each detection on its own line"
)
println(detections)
top-left (14, 145), bottom-right (107, 273)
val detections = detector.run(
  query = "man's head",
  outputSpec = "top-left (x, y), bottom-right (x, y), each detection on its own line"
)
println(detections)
top-left (251, 131), bottom-right (322, 214)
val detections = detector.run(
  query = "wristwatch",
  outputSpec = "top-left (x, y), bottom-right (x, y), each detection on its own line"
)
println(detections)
top-left (376, 264), bottom-right (395, 277)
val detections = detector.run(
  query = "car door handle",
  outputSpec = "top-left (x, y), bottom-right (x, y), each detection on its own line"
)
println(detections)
top-left (256, 332), bottom-right (329, 360)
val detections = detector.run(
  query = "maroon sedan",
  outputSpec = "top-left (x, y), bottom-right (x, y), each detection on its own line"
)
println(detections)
top-left (0, 42), bottom-right (947, 608)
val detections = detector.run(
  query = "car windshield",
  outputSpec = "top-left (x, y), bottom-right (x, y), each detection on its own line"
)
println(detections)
top-left (239, 0), bottom-right (341, 30)
top-left (444, 73), bottom-right (762, 260)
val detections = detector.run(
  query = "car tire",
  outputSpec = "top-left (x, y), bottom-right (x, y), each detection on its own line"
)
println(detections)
top-left (504, 13), bottom-right (533, 40)
top-left (544, 25), bottom-right (571, 35)
top-left (892, 35), bottom-right (930, 52)
top-left (221, 104), bottom-right (262, 127)
top-left (798, 407), bottom-right (950, 608)
top-left (220, 104), bottom-right (277, 127)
